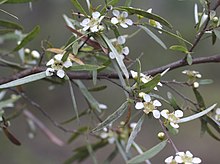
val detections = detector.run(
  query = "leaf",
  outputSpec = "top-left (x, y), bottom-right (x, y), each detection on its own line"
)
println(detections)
top-left (101, 34), bottom-right (129, 79)
top-left (199, 79), bottom-right (213, 85)
top-left (0, 72), bottom-right (46, 89)
top-left (0, 20), bottom-right (23, 30)
top-left (140, 74), bottom-right (161, 91)
top-left (138, 25), bottom-right (167, 49)
top-left (3, 0), bottom-right (33, 3)
top-left (193, 88), bottom-right (206, 109)
top-left (67, 127), bottom-right (88, 144)
top-left (206, 125), bottom-right (220, 141)
top-left (212, 31), bottom-right (217, 45)
top-left (70, 0), bottom-right (88, 17)
top-left (186, 53), bottom-right (193, 65)
top-left (127, 140), bottom-right (167, 163)
top-left (13, 25), bottom-right (40, 51)
top-left (124, 0), bottom-right (132, 7)
top-left (177, 104), bottom-right (217, 123)
top-left (67, 79), bottom-right (79, 123)
top-left (103, 147), bottom-right (118, 164)
top-left (74, 80), bottom-right (101, 113)
top-left (167, 92), bottom-right (181, 110)
top-left (169, 45), bottom-right (189, 53)
top-left (88, 85), bottom-right (107, 92)
top-left (92, 101), bottom-right (128, 133)
top-left (213, 30), bottom-right (220, 41)
top-left (118, 6), bottom-right (172, 29)
top-left (71, 64), bottom-right (105, 71)
top-left (126, 114), bottom-right (145, 152)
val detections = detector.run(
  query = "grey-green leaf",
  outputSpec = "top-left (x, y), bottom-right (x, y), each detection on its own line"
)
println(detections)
top-left (3, 0), bottom-right (33, 3)
top-left (0, 20), bottom-right (23, 30)
top-left (169, 45), bottom-right (189, 53)
top-left (71, 64), bottom-right (105, 71)
top-left (92, 101), bottom-right (128, 133)
top-left (13, 25), bottom-right (40, 51)
top-left (118, 6), bottom-right (172, 29)
top-left (186, 54), bottom-right (193, 65)
top-left (177, 104), bottom-right (217, 123)
top-left (0, 72), bottom-right (46, 89)
top-left (70, 0), bottom-right (88, 17)
top-left (126, 114), bottom-right (145, 152)
top-left (138, 25), bottom-right (167, 49)
top-left (127, 140), bottom-right (167, 163)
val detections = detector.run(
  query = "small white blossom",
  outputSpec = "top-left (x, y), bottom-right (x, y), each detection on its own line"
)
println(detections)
top-left (31, 50), bottom-right (40, 59)
top-left (161, 109), bottom-right (183, 128)
top-left (135, 93), bottom-right (162, 119)
top-left (147, 8), bottom-right (163, 33)
top-left (100, 128), bottom-right (115, 144)
top-left (214, 108), bottom-right (220, 121)
top-left (45, 54), bottom-right (72, 78)
top-left (175, 151), bottom-right (202, 164)
top-left (80, 11), bottom-right (104, 32)
top-left (193, 82), bottom-right (199, 88)
top-left (182, 70), bottom-right (202, 78)
top-left (98, 104), bottom-right (108, 110)
top-left (111, 10), bottom-right (133, 28)
top-left (108, 36), bottom-right (129, 59)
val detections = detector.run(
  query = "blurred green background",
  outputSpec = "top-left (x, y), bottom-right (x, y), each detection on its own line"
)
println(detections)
top-left (1, 0), bottom-right (220, 163)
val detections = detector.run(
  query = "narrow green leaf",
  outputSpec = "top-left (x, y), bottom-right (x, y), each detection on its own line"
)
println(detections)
top-left (138, 25), bottom-right (167, 49)
top-left (126, 114), bottom-right (145, 152)
top-left (212, 31), bottom-right (217, 45)
top-left (115, 138), bottom-right (128, 161)
top-left (128, 140), bottom-right (167, 163)
top-left (186, 54), bottom-right (193, 65)
top-left (86, 137), bottom-right (98, 164)
top-left (67, 127), bottom-right (88, 144)
top-left (199, 79), bottom-right (213, 85)
top-left (0, 20), bottom-right (23, 30)
top-left (124, 0), bottom-right (132, 7)
top-left (103, 147), bottom-right (118, 164)
top-left (107, 0), bottom-right (119, 6)
top-left (167, 92), bottom-right (181, 110)
top-left (74, 80), bottom-right (101, 113)
top-left (71, 64), bottom-right (105, 71)
top-left (70, 0), bottom-right (88, 16)
top-left (140, 74), bottom-right (161, 90)
top-left (101, 34), bottom-right (129, 79)
top-left (67, 79), bottom-right (79, 123)
top-left (177, 104), bottom-right (217, 123)
top-left (92, 101), bottom-right (128, 133)
top-left (0, 72), bottom-right (46, 89)
top-left (88, 85), bottom-right (107, 92)
top-left (118, 6), bottom-right (172, 29)
top-left (169, 45), bottom-right (189, 53)
top-left (13, 25), bottom-right (40, 51)
top-left (193, 88), bottom-right (206, 109)
top-left (3, 0), bottom-right (33, 3)
top-left (206, 125), bottom-right (220, 141)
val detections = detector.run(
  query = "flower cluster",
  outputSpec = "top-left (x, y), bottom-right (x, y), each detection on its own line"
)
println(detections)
top-left (45, 54), bottom-right (72, 78)
top-left (182, 70), bottom-right (202, 88)
top-left (161, 109), bottom-right (183, 129)
top-left (130, 70), bottom-right (162, 90)
top-left (109, 36), bottom-right (129, 60)
top-left (165, 151), bottom-right (202, 164)
top-left (135, 93), bottom-right (162, 119)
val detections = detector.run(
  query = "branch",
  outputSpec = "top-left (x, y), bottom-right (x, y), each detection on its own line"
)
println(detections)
top-left (0, 54), bottom-right (220, 85)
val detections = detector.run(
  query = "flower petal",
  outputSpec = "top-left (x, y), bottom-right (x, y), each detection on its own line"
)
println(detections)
top-left (111, 17), bottom-right (119, 24)
top-left (130, 70), bottom-right (137, 78)
top-left (170, 122), bottom-right (179, 129)
top-left (112, 10), bottom-right (120, 17)
top-left (54, 54), bottom-right (63, 61)
top-left (192, 157), bottom-right (202, 163)
top-left (120, 22), bottom-right (128, 28)
top-left (174, 110), bottom-right (183, 118)
top-left (46, 59), bottom-right (54, 66)
top-left (125, 19), bottom-right (133, 26)
top-left (117, 36), bottom-right (126, 44)
top-left (153, 100), bottom-right (162, 107)
top-left (80, 18), bottom-right (90, 26)
top-left (92, 11), bottom-right (101, 19)
top-left (31, 50), bottom-right (40, 58)
top-left (161, 109), bottom-right (169, 119)
top-left (135, 102), bottom-right (144, 110)
top-left (153, 110), bottom-right (160, 119)
top-left (63, 60), bottom-right (72, 68)
top-left (174, 155), bottom-right (183, 163)
top-left (109, 52), bottom-right (115, 59)
top-left (121, 11), bottom-right (128, 18)
top-left (122, 47), bottom-right (129, 55)
top-left (57, 69), bottom-right (65, 78)
top-left (147, 8), bottom-right (152, 13)
top-left (45, 68), bottom-right (54, 76)
top-left (143, 94), bottom-right (151, 102)
top-left (165, 156), bottom-right (174, 163)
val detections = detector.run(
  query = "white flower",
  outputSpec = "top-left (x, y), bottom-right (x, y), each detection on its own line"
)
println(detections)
top-left (147, 8), bottom-right (163, 33)
top-left (111, 10), bottom-right (133, 28)
top-left (135, 93), bottom-right (162, 119)
top-left (98, 104), bottom-right (108, 110)
top-left (100, 128), bottom-right (115, 144)
top-left (45, 54), bottom-right (72, 78)
top-left (161, 109), bottom-right (183, 128)
top-left (31, 50), bottom-right (40, 59)
top-left (175, 151), bottom-right (202, 164)
top-left (80, 11), bottom-right (104, 32)
top-left (194, 3), bottom-right (208, 28)
top-left (108, 36), bottom-right (130, 59)
top-left (182, 70), bottom-right (202, 78)
top-left (214, 108), bottom-right (220, 121)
